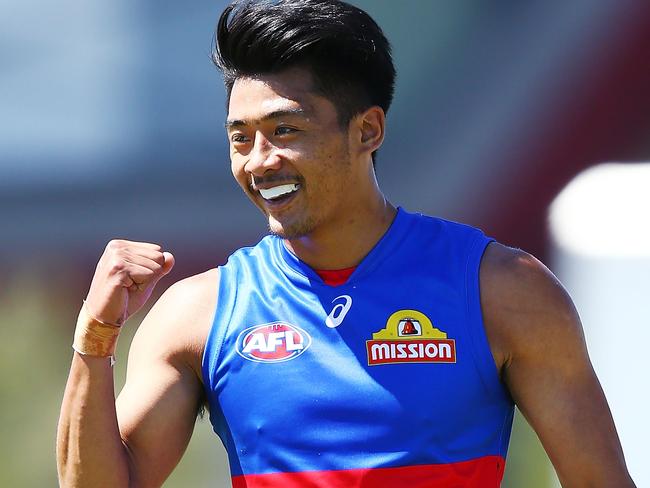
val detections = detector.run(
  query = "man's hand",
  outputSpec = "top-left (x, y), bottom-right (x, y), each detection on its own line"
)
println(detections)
top-left (85, 240), bottom-right (175, 326)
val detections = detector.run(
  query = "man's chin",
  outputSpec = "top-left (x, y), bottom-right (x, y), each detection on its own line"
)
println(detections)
top-left (267, 216), bottom-right (315, 240)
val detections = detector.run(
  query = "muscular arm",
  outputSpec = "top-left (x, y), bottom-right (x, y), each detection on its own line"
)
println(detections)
top-left (56, 240), bottom-right (217, 487)
top-left (57, 354), bottom-right (131, 486)
top-left (481, 243), bottom-right (635, 487)
top-left (115, 271), bottom-right (216, 486)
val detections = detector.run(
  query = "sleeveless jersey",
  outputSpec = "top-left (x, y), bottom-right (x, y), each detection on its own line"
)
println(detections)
top-left (202, 208), bottom-right (514, 487)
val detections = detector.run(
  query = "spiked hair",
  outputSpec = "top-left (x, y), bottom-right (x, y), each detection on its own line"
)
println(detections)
top-left (213, 0), bottom-right (396, 127)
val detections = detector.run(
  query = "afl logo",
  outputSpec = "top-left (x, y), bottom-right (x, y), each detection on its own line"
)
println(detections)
top-left (236, 322), bottom-right (312, 363)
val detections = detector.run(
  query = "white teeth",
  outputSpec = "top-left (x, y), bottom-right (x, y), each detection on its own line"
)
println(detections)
top-left (259, 184), bottom-right (300, 200)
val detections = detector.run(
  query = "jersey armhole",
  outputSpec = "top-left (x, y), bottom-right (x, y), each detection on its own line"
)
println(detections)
top-left (464, 235), bottom-right (511, 402)
top-left (201, 263), bottom-right (237, 395)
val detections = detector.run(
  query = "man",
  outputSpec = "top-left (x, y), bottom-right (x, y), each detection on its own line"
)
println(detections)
top-left (56, 1), bottom-right (636, 487)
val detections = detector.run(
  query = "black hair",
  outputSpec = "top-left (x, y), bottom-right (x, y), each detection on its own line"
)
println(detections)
top-left (213, 0), bottom-right (396, 128)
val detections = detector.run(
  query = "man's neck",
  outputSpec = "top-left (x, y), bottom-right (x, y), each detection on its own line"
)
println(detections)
top-left (284, 198), bottom-right (397, 271)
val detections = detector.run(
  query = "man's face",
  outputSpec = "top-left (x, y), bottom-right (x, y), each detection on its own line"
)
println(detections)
top-left (226, 68), bottom-right (354, 239)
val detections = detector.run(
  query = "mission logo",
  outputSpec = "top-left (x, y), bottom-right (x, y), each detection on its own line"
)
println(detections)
top-left (236, 322), bottom-right (311, 363)
top-left (366, 309), bottom-right (456, 365)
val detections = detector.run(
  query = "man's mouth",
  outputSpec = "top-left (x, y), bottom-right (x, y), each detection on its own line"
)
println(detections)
top-left (258, 183), bottom-right (301, 202)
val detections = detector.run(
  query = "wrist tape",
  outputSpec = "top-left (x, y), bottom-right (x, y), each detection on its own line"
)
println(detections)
top-left (72, 302), bottom-right (121, 359)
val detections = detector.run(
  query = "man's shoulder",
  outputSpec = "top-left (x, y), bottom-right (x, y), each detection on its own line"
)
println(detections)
top-left (479, 242), bottom-right (581, 373)
top-left (130, 269), bottom-right (220, 373)
top-left (165, 268), bottom-right (220, 302)
top-left (480, 242), bottom-right (563, 302)
top-left (159, 268), bottom-right (220, 341)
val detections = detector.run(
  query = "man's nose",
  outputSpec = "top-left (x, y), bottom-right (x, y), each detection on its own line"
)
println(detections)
top-left (245, 131), bottom-right (282, 176)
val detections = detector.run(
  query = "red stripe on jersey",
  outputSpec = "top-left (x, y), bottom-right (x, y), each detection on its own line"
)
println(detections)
top-left (314, 266), bottom-right (356, 286)
top-left (232, 455), bottom-right (506, 488)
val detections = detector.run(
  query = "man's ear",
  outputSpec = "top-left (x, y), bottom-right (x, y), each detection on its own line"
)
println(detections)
top-left (353, 106), bottom-right (385, 156)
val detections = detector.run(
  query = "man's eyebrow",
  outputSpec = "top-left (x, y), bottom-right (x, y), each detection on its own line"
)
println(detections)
top-left (225, 108), bottom-right (308, 129)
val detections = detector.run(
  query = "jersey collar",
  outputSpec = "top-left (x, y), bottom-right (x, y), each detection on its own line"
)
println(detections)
top-left (273, 207), bottom-right (414, 287)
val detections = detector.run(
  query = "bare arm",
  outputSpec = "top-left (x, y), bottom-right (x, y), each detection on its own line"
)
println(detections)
top-left (481, 243), bottom-right (635, 487)
top-left (56, 240), bottom-right (216, 487)
top-left (114, 270), bottom-right (217, 486)
top-left (58, 353), bottom-right (131, 486)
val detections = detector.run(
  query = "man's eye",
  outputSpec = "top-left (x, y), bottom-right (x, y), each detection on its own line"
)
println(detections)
top-left (275, 126), bottom-right (297, 136)
top-left (231, 133), bottom-right (249, 143)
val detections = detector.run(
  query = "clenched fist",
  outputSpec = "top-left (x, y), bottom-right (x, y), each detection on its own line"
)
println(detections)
top-left (85, 240), bottom-right (175, 326)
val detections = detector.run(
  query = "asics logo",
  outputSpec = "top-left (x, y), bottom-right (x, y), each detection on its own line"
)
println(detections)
top-left (325, 295), bottom-right (352, 328)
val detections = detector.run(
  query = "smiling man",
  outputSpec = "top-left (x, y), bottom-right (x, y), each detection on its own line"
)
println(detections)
top-left (226, 66), bottom-right (393, 270)
top-left (57, 1), bottom-right (636, 487)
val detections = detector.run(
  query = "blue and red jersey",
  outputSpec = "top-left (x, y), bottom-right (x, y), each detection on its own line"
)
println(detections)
top-left (202, 208), bottom-right (514, 487)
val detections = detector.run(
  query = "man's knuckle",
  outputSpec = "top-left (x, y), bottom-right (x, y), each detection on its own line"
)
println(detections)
top-left (106, 239), bottom-right (123, 250)
top-left (108, 258), bottom-right (126, 274)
